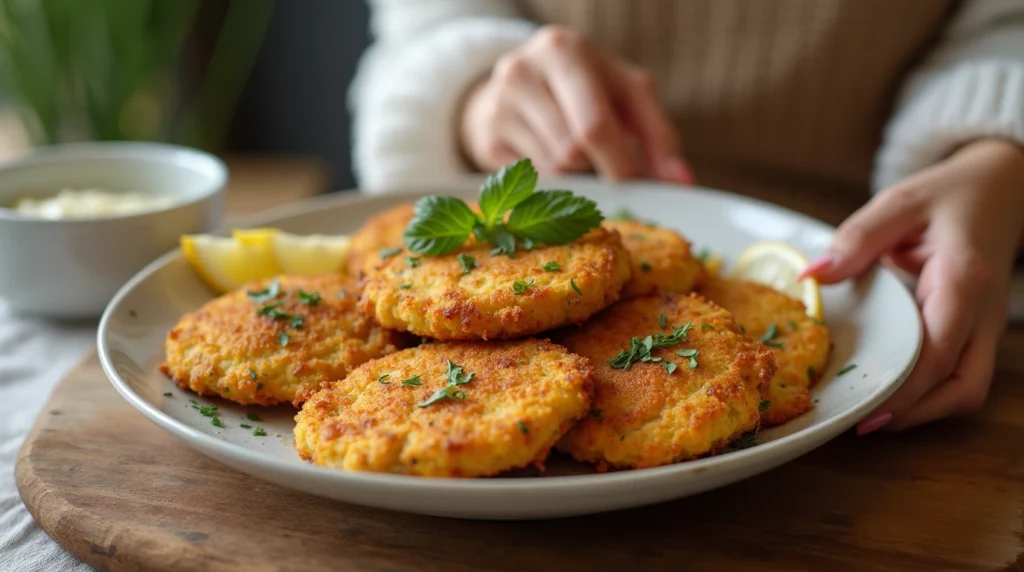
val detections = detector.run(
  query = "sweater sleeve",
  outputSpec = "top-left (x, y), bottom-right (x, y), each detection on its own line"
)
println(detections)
top-left (873, 0), bottom-right (1024, 192)
top-left (349, 0), bottom-right (537, 194)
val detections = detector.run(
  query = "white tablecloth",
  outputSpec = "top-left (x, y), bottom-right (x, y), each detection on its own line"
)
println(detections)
top-left (0, 302), bottom-right (95, 572)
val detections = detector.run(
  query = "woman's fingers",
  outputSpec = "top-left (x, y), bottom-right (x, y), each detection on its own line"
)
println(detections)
top-left (510, 79), bottom-right (590, 172)
top-left (530, 28), bottom-right (640, 180)
top-left (606, 59), bottom-right (693, 184)
top-left (501, 115), bottom-right (560, 174)
top-left (802, 185), bottom-right (927, 284)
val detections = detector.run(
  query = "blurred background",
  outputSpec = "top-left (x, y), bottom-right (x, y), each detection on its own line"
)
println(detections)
top-left (0, 0), bottom-right (369, 193)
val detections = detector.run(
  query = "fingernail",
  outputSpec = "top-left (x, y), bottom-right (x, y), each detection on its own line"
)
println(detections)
top-left (660, 157), bottom-right (695, 185)
top-left (856, 412), bottom-right (892, 436)
top-left (798, 253), bottom-right (835, 280)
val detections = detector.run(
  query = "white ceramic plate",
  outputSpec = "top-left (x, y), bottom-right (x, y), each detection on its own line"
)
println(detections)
top-left (98, 178), bottom-right (922, 520)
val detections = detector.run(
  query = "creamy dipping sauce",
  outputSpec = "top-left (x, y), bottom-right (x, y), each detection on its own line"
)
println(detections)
top-left (10, 188), bottom-right (180, 219)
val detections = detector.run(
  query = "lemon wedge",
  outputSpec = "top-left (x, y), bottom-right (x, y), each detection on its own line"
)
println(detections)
top-left (180, 234), bottom-right (282, 293)
top-left (729, 241), bottom-right (823, 321)
top-left (234, 228), bottom-right (351, 276)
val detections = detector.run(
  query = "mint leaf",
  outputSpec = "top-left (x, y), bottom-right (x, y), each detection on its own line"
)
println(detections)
top-left (404, 196), bottom-right (478, 255)
top-left (479, 158), bottom-right (537, 227)
top-left (507, 190), bottom-right (603, 245)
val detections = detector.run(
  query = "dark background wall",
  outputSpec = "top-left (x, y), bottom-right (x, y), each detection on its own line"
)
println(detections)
top-left (227, 1), bottom-right (370, 191)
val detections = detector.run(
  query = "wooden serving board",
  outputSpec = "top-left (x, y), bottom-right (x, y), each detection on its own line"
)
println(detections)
top-left (16, 341), bottom-right (1024, 572)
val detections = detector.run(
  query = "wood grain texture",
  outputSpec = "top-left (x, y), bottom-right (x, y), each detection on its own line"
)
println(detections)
top-left (16, 337), bottom-right (1024, 572)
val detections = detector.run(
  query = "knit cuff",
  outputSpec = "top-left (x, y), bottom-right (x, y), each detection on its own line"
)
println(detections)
top-left (873, 60), bottom-right (1024, 192)
top-left (352, 17), bottom-right (537, 194)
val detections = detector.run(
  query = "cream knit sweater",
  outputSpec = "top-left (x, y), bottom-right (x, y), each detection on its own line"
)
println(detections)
top-left (350, 0), bottom-right (1024, 197)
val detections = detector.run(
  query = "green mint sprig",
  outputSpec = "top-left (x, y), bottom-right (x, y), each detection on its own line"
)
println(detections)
top-left (402, 158), bottom-right (604, 256)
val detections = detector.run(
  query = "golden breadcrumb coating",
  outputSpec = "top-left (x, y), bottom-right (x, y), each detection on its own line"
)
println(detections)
top-left (294, 339), bottom-right (593, 477)
top-left (346, 202), bottom-right (415, 278)
top-left (161, 275), bottom-right (410, 406)
top-left (359, 227), bottom-right (631, 340)
top-left (603, 219), bottom-right (705, 299)
top-left (555, 293), bottom-right (776, 470)
top-left (700, 277), bottom-right (831, 425)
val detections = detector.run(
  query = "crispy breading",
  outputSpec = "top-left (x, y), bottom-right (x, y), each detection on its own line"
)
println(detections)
top-left (346, 202), bottom-right (415, 278)
top-left (161, 275), bottom-right (410, 406)
top-left (554, 293), bottom-right (776, 470)
top-left (603, 220), bottom-right (705, 299)
top-left (700, 277), bottom-right (831, 425)
top-left (359, 226), bottom-right (632, 340)
top-left (294, 339), bottom-right (593, 477)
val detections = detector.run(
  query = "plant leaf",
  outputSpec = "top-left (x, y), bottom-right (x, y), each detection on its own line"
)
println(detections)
top-left (507, 190), bottom-right (603, 245)
top-left (478, 158), bottom-right (537, 227)
top-left (403, 196), bottom-right (478, 255)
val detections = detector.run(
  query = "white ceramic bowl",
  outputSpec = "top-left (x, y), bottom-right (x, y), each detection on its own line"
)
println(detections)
top-left (0, 142), bottom-right (226, 319)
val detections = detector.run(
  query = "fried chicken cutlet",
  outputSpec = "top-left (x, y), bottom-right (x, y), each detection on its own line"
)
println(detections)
top-left (603, 219), bottom-right (705, 299)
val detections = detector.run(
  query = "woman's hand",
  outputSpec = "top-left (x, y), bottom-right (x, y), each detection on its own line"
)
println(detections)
top-left (459, 25), bottom-right (692, 184)
top-left (803, 139), bottom-right (1024, 433)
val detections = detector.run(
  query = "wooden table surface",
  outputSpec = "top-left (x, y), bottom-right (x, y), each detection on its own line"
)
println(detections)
top-left (15, 168), bottom-right (1024, 571)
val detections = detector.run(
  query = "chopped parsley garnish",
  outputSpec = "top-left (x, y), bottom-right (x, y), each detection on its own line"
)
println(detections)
top-left (277, 331), bottom-right (290, 346)
top-left (401, 374), bottom-right (423, 386)
top-left (378, 373), bottom-right (391, 385)
top-left (607, 323), bottom-right (694, 371)
top-left (837, 364), bottom-right (857, 376)
top-left (403, 159), bottom-right (603, 256)
top-left (379, 246), bottom-right (402, 259)
top-left (695, 248), bottom-right (711, 262)
top-left (729, 433), bottom-right (758, 450)
top-left (210, 417), bottom-right (224, 427)
top-left (517, 421), bottom-right (529, 434)
top-left (247, 279), bottom-right (281, 303)
top-left (662, 361), bottom-right (677, 374)
top-left (590, 408), bottom-right (603, 420)
top-left (240, 423), bottom-right (252, 429)
top-left (252, 427), bottom-right (267, 437)
top-left (739, 324), bottom-right (746, 334)
top-left (404, 255), bottom-right (421, 268)
top-left (759, 399), bottom-right (771, 412)
top-left (191, 403), bottom-right (218, 417)
top-left (612, 207), bottom-right (635, 220)
top-left (223, 388), bottom-right (230, 393)
top-left (297, 289), bottom-right (322, 306)
top-left (542, 261), bottom-right (561, 272)
top-left (640, 262), bottom-right (653, 273)
top-left (457, 253), bottom-right (476, 274)
top-left (570, 278), bottom-right (583, 295)
top-left (701, 323), bottom-right (713, 330)
top-left (248, 368), bottom-right (258, 380)
top-left (246, 412), bottom-right (261, 421)
top-left (512, 279), bottom-right (535, 295)
top-left (399, 283), bottom-right (412, 289)
top-left (788, 320), bottom-right (798, 330)
top-left (257, 302), bottom-right (290, 320)
top-left (418, 359), bottom-right (476, 408)
top-left (162, 392), bottom-right (172, 397)
top-left (658, 313), bottom-right (667, 330)
top-left (759, 323), bottom-right (784, 348)
top-left (290, 315), bottom-right (305, 329)
top-left (675, 348), bottom-right (699, 369)
top-left (256, 382), bottom-right (264, 390)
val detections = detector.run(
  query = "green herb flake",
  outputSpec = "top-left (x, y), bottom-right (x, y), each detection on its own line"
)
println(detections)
top-left (512, 279), bottom-right (535, 295)
top-left (240, 423), bottom-right (252, 429)
top-left (837, 364), bottom-right (857, 376)
top-left (379, 246), bottom-right (403, 259)
top-left (788, 320), bottom-right (798, 330)
top-left (223, 388), bottom-right (230, 393)
top-left (675, 348), bottom-right (699, 369)
top-left (695, 248), bottom-right (711, 262)
top-left (662, 360), bottom-right (678, 374)
top-left (608, 323), bottom-right (694, 371)
top-left (730, 433), bottom-right (758, 450)
top-left (404, 255), bottom-right (421, 268)
top-left (612, 207), bottom-right (635, 220)
top-left (246, 412), bottom-right (261, 421)
top-left (401, 374), bottom-right (423, 386)
top-left (297, 289), bottom-right (322, 307)
top-left (290, 315), bottom-right (305, 329)
top-left (248, 368), bottom-right (258, 380)
top-left (257, 302), bottom-right (291, 320)
top-left (191, 403), bottom-right (218, 417)
top-left (252, 427), bottom-right (267, 437)
top-left (570, 278), bottom-right (583, 296)
top-left (658, 313), bottom-right (667, 330)
top-left (517, 421), bottom-right (529, 435)
top-left (277, 331), bottom-right (290, 347)
top-left (701, 323), bottom-right (713, 330)
top-left (162, 392), bottom-right (172, 397)
top-left (378, 373), bottom-right (391, 385)
top-left (457, 253), bottom-right (476, 274)
top-left (247, 279), bottom-right (281, 303)
top-left (739, 324), bottom-right (746, 334)
top-left (640, 262), bottom-right (653, 273)
top-left (418, 360), bottom-right (476, 408)
top-left (256, 382), bottom-right (264, 390)
top-left (542, 261), bottom-right (561, 272)
top-left (210, 416), bottom-right (224, 428)
top-left (759, 323), bottom-right (784, 348)
top-left (760, 400), bottom-right (771, 412)
top-left (399, 283), bottom-right (412, 290)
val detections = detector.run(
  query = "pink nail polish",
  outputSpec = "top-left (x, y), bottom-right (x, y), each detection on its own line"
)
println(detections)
top-left (798, 253), bottom-right (835, 280)
top-left (856, 412), bottom-right (892, 436)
